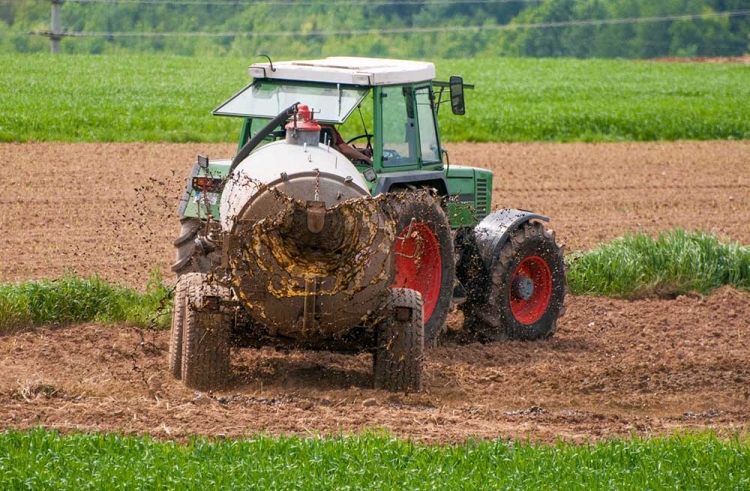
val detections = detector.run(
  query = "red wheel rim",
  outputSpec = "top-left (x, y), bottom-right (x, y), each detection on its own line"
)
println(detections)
top-left (391, 222), bottom-right (442, 321)
top-left (509, 256), bottom-right (552, 324)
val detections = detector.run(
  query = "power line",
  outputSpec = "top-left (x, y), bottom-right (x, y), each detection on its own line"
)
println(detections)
top-left (32, 9), bottom-right (750, 38)
top-left (67, 0), bottom-right (544, 5)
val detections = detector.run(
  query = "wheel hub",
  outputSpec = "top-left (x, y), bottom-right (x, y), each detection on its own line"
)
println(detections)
top-left (509, 255), bottom-right (553, 325)
top-left (512, 275), bottom-right (534, 301)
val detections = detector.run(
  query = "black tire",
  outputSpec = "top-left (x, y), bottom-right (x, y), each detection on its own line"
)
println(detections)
top-left (172, 217), bottom-right (218, 277)
top-left (373, 288), bottom-right (424, 393)
top-left (168, 275), bottom-right (187, 380)
top-left (464, 221), bottom-right (566, 341)
top-left (390, 192), bottom-right (455, 347)
top-left (181, 273), bottom-right (231, 391)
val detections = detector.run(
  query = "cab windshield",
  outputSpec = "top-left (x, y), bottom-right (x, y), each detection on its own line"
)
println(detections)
top-left (214, 81), bottom-right (369, 124)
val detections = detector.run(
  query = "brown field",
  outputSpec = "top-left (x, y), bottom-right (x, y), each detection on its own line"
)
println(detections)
top-left (1, 141), bottom-right (749, 443)
top-left (651, 55), bottom-right (750, 64)
top-left (2, 141), bottom-right (748, 286)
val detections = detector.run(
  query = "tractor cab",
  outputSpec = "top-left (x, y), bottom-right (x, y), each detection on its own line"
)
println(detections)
top-left (213, 57), bottom-right (470, 196)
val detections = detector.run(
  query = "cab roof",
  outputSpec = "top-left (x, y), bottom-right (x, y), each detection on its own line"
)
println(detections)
top-left (248, 57), bottom-right (436, 86)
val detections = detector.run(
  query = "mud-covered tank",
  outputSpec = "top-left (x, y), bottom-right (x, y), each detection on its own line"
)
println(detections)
top-left (219, 106), bottom-right (395, 340)
top-left (169, 104), bottom-right (424, 394)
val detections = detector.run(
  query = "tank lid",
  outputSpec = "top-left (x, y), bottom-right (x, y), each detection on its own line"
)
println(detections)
top-left (285, 104), bottom-right (321, 132)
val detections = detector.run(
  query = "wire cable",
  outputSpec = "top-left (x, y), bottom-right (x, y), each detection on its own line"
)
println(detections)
top-left (33, 9), bottom-right (750, 38)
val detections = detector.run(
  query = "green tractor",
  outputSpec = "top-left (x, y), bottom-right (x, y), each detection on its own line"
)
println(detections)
top-left (170, 57), bottom-right (566, 392)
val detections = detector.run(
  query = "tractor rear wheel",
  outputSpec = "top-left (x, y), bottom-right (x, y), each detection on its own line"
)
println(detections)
top-left (464, 221), bottom-right (566, 341)
top-left (373, 288), bottom-right (424, 393)
top-left (390, 193), bottom-right (454, 347)
top-left (181, 273), bottom-right (231, 391)
top-left (168, 275), bottom-right (188, 380)
top-left (172, 217), bottom-right (219, 277)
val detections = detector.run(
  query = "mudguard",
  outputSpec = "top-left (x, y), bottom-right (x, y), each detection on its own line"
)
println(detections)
top-left (456, 208), bottom-right (548, 304)
top-left (464, 209), bottom-right (549, 273)
top-left (177, 158), bottom-right (231, 220)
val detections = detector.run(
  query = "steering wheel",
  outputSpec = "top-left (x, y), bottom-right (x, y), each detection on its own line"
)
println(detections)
top-left (346, 133), bottom-right (373, 153)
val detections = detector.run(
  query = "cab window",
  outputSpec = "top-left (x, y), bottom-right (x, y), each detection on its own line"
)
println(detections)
top-left (415, 87), bottom-right (441, 164)
top-left (381, 86), bottom-right (417, 167)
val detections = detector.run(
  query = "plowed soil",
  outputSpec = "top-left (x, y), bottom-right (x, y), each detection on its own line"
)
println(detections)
top-left (2, 141), bottom-right (748, 286)
top-left (1, 289), bottom-right (748, 443)
top-left (1, 141), bottom-right (749, 443)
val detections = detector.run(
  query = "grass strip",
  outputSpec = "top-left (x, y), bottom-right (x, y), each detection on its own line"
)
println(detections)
top-left (0, 271), bottom-right (171, 333)
top-left (0, 429), bottom-right (748, 490)
top-left (1, 54), bottom-right (748, 143)
top-left (567, 229), bottom-right (750, 298)
top-left (1, 229), bottom-right (748, 333)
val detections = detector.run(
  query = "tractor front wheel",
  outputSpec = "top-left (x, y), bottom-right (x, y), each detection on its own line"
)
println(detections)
top-left (464, 221), bottom-right (566, 341)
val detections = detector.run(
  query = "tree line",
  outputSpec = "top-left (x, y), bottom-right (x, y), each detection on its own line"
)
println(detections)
top-left (1, 0), bottom-right (748, 58)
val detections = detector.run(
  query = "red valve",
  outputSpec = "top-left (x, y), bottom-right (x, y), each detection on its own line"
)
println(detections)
top-left (286, 104), bottom-right (321, 131)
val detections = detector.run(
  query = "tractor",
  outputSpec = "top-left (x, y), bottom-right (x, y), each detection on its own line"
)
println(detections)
top-left (169, 57), bottom-right (566, 393)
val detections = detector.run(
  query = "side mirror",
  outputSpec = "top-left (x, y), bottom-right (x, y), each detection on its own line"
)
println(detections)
top-left (449, 76), bottom-right (465, 116)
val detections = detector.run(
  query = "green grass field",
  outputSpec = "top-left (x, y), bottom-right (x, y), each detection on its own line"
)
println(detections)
top-left (1, 429), bottom-right (748, 490)
top-left (1, 54), bottom-right (748, 143)
top-left (567, 229), bottom-right (750, 298)
top-left (0, 271), bottom-right (170, 333)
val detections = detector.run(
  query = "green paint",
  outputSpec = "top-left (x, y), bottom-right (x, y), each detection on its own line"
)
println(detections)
top-left (181, 159), bottom-right (231, 220)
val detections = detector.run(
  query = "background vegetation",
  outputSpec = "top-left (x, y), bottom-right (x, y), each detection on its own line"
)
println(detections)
top-left (1, 429), bottom-right (749, 490)
top-left (2, 54), bottom-right (749, 143)
top-left (1, 0), bottom-right (748, 58)
top-left (567, 229), bottom-right (750, 298)
top-left (0, 272), bottom-right (170, 333)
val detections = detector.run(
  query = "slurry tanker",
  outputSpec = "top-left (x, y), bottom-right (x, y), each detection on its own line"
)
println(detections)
top-left (169, 57), bottom-right (566, 392)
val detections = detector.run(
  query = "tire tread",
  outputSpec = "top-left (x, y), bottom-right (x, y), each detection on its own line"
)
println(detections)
top-left (373, 288), bottom-right (424, 393)
top-left (181, 273), bottom-right (230, 391)
top-left (168, 276), bottom-right (187, 379)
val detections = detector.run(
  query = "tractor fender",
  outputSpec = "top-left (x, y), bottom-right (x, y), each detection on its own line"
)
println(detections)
top-left (472, 209), bottom-right (549, 271)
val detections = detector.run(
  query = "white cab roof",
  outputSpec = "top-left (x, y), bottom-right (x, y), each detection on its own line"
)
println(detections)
top-left (248, 57), bottom-right (436, 86)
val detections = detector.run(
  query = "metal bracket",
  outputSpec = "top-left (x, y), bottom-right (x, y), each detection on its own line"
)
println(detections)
top-left (306, 201), bottom-right (326, 234)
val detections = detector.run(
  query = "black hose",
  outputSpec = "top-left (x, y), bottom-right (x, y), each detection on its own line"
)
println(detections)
top-left (228, 103), bottom-right (298, 174)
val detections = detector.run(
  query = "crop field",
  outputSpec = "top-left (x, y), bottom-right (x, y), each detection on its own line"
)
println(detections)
top-left (2, 430), bottom-right (749, 489)
top-left (3, 140), bottom-right (748, 287)
top-left (1, 54), bottom-right (750, 143)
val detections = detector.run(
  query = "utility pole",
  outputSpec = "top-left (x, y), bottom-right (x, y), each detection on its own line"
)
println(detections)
top-left (50, 0), bottom-right (64, 54)
top-left (29, 0), bottom-right (80, 52)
